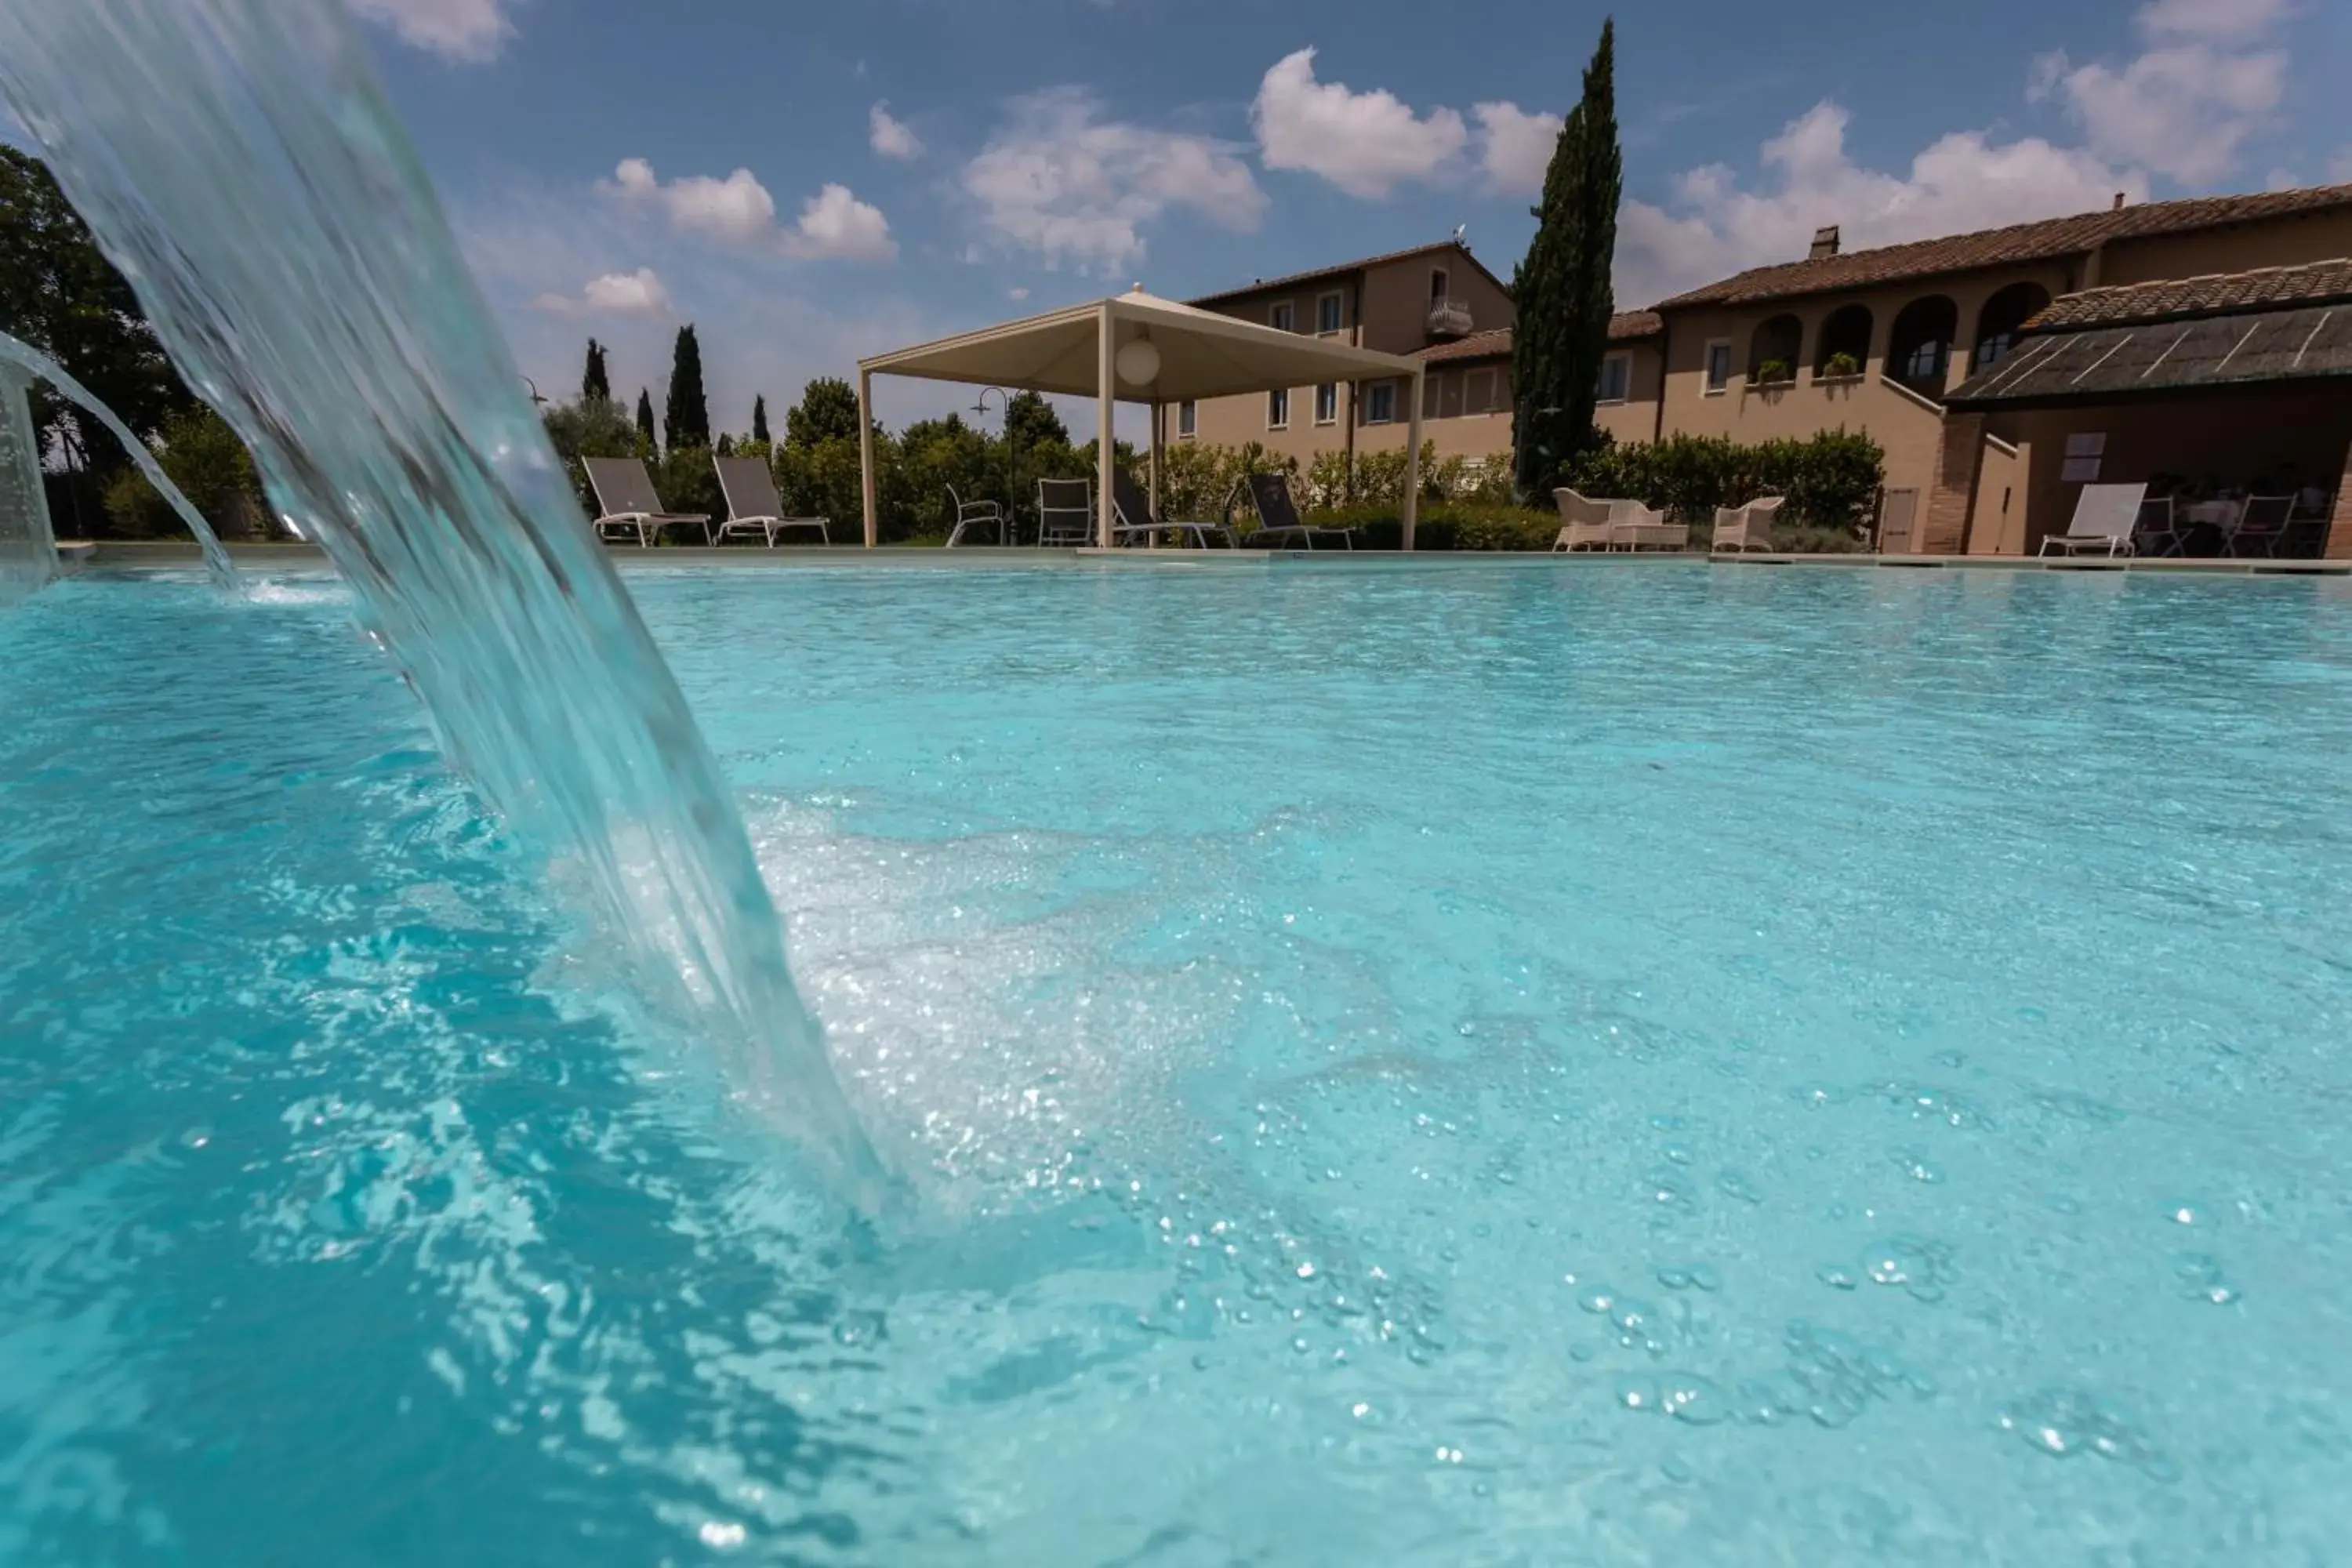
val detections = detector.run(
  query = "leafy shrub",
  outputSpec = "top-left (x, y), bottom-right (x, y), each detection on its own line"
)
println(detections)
top-left (1755, 358), bottom-right (1795, 385)
top-left (1821, 351), bottom-right (1862, 379)
top-left (99, 405), bottom-right (264, 539)
top-left (1563, 429), bottom-right (1882, 533)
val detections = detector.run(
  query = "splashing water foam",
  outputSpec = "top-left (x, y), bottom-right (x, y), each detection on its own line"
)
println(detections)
top-left (0, 0), bottom-right (889, 1206)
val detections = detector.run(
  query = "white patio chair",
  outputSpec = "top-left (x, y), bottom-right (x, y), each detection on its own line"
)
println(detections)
top-left (1711, 496), bottom-right (1787, 553)
top-left (946, 485), bottom-right (1007, 547)
top-left (1552, 488), bottom-right (1616, 552)
top-left (582, 456), bottom-right (710, 547)
top-left (1611, 499), bottom-right (1687, 553)
top-left (1036, 477), bottom-right (1095, 548)
top-left (2038, 483), bottom-right (2145, 557)
top-left (713, 455), bottom-right (829, 546)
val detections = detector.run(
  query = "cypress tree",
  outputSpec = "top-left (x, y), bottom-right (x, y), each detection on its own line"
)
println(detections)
top-left (663, 324), bottom-right (710, 451)
top-left (581, 337), bottom-right (611, 405)
top-left (751, 394), bottom-right (771, 444)
top-left (634, 387), bottom-right (657, 451)
top-left (1512, 19), bottom-right (1621, 500)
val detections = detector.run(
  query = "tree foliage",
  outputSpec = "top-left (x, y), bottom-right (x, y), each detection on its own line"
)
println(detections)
top-left (785, 376), bottom-right (862, 448)
top-left (580, 337), bottom-right (611, 405)
top-left (1002, 389), bottom-right (1067, 451)
top-left (634, 387), bottom-right (657, 451)
top-left (1511, 19), bottom-right (1621, 499)
top-left (751, 394), bottom-right (770, 444)
top-left (98, 405), bottom-right (264, 539)
top-left (663, 324), bottom-right (710, 451)
top-left (0, 146), bottom-right (194, 466)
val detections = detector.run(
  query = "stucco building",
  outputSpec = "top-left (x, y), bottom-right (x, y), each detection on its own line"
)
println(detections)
top-left (1181, 181), bottom-right (2352, 552)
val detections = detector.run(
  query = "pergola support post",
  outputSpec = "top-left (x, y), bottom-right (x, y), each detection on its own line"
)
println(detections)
top-left (1096, 303), bottom-right (1116, 550)
top-left (1402, 366), bottom-right (1425, 553)
top-left (1149, 398), bottom-right (1163, 544)
top-left (857, 368), bottom-right (877, 549)
top-left (2328, 437), bottom-right (2352, 560)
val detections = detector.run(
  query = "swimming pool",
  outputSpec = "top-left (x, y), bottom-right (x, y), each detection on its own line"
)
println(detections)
top-left (4, 560), bottom-right (2349, 1564)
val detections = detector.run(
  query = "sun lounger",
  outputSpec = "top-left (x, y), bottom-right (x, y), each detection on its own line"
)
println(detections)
top-left (712, 455), bottom-right (829, 546)
top-left (1112, 466), bottom-right (1232, 547)
top-left (2038, 483), bottom-right (2143, 557)
top-left (583, 456), bottom-right (710, 547)
top-left (1238, 471), bottom-right (1352, 550)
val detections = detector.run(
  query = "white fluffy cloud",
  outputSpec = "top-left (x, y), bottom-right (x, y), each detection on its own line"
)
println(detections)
top-left (1473, 101), bottom-right (1561, 194)
top-left (1251, 49), bottom-right (1466, 198)
top-left (869, 103), bottom-right (923, 162)
top-left (1247, 50), bottom-right (1560, 200)
top-left (2033, 0), bottom-right (2288, 183)
top-left (1616, 102), bottom-right (2140, 305)
top-left (601, 158), bottom-right (777, 243)
top-left (532, 267), bottom-right (670, 318)
top-left (785, 183), bottom-right (898, 260)
top-left (347, 0), bottom-right (516, 62)
top-left (962, 88), bottom-right (1265, 274)
top-left (600, 159), bottom-right (895, 260)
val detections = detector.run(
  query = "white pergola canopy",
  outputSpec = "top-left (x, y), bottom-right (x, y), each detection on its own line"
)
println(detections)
top-left (855, 288), bottom-right (1428, 548)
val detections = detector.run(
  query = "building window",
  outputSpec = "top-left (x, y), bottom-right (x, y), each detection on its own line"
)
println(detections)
top-left (1177, 400), bottom-right (1196, 438)
top-left (1972, 282), bottom-right (2052, 371)
top-left (1466, 367), bottom-right (1508, 413)
top-left (1366, 381), bottom-right (1397, 424)
top-left (1704, 339), bottom-right (1733, 393)
top-left (1422, 372), bottom-right (1443, 419)
top-left (1269, 301), bottom-right (1296, 333)
top-left (1428, 267), bottom-right (1450, 303)
top-left (1314, 383), bottom-right (1338, 425)
top-left (1267, 387), bottom-right (1289, 429)
top-left (1316, 292), bottom-right (1344, 335)
top-left (1596, 352), bottom-right (1632, 404)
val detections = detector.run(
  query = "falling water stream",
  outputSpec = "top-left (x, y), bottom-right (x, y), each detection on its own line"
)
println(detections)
top-left (0, 0), bottom-right (889, 1206)
top-left (0, 329), bottom-right (240, 589)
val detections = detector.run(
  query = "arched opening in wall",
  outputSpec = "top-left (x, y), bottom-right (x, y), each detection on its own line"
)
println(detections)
top-left (1971, 282), bottom-right (2052, 372)
top-left (1748, 314), bottom-right (1802, 385)
top-left (1814, 304), bottom-right (1873, 379)
top-left (1888, 296), bottom-right (1959, 397)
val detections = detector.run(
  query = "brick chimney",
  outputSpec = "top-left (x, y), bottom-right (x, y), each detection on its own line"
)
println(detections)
top-left (2113, 192), bottom-right (2127, 210)
top-left (1809, 224), bottom-right (1842, 261)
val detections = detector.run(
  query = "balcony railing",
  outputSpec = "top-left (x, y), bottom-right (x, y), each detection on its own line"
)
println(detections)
top-left (1425, 298), bottom-right (1475, 337)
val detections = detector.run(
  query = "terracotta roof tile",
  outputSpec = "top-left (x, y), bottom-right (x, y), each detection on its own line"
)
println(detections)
top-left (1410, 312), bottom-right (1663, 364)
top-left (2027, 256), bottom-right (2352, 329)
top-left (1657, 184), bottom-right (2352, 310)
top-left (1188, 241), bottom-right (1509, 307)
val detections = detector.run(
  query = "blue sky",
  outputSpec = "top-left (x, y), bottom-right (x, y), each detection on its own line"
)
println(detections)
top-left (349, 0), bottom-right (2347, 439)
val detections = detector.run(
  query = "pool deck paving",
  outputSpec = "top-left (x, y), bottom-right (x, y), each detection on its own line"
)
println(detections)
top-left (60, 539), bottom-right (2352, 577)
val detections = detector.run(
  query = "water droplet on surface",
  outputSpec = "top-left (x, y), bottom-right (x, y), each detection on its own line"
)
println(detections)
top-left (1577, 1287), bottom-right (1617, 1315)
top-left (1662, 1374), bottom-right (1730, 1426)
top-left (1716, 1170), bottom-right (1764, 1204)
top-left (1817, 1264), bottom-right (1858, 1291)
top-left (1615, 1374), bottom-right (1661, 1412)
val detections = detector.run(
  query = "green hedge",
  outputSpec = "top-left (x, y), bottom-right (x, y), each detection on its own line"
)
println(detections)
top-left (1562, 429), bottom-right (1882, 531)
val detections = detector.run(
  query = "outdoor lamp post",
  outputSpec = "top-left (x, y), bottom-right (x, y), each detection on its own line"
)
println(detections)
top-left (972, 385), bottom-right (1016, 545)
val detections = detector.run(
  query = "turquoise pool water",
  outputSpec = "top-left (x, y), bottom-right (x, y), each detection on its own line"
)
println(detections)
top-left (4, 561), bottom-right (2350, 1564)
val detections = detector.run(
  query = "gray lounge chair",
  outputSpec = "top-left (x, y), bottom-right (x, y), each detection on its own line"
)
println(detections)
top-left (1238, 471), bottom-right (1352, 550)
top-left (1112, 467), bottom-right (1232, 548)
top-left (1036, 477), bottom-right (1094, 548)
top-left (713, 455), bottom-right (829, 546)
top-left (583, 456), bottom-right (710, 547)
